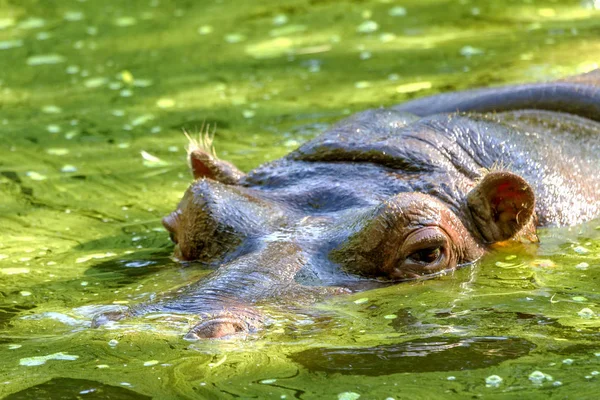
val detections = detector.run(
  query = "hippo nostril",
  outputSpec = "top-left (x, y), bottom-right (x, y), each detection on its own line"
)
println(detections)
top-left (184, 317), bottom-right (249, 340)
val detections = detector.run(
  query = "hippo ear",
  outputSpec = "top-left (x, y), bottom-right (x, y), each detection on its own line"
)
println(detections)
top-left (186, 131), bottom-right (245, 184)
top-left (466, 171), bottom-right (535, 244)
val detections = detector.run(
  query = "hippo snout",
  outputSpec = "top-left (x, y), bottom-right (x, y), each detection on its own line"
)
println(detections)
top-left (184, 316), bottom-right (253, 340)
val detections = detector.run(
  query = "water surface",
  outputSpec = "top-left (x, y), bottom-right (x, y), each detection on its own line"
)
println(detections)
top-left (1, 0), bottom-right (600, 398)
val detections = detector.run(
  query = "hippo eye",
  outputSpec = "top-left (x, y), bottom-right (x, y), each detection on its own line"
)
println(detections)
top-left (407, 247), bottom-right (442, 264)
top-left (389, 227), bottom-right (454, 280)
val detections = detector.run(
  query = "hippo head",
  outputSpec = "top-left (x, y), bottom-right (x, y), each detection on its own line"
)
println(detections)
top-left (164, 120), bottom-right (537, 279)
top-left (155, 118), bottom-right (538, 338)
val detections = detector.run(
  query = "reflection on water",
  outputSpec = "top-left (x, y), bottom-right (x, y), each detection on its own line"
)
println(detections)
top-left (292, 337), bottom-right (536, 375)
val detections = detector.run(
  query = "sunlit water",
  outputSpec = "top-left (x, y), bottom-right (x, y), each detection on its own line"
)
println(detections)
top-left (1, 0), bottom-right (599, 398)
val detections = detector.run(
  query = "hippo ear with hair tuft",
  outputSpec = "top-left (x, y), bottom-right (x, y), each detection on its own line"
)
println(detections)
top-left (184, 129), bottom-right (245, 184)
top-left (467, 171), bottom-right (536, 244)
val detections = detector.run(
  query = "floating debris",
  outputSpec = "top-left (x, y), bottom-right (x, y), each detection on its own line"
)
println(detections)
top-left (246, 37), bottom-right (293, 59)
top-left (355, 81), bottom-right (371, 89)
top-left (47, 148), bottom-right (69, 155)
top-left (66, 65), bottom-right (80, 74)
top-left (61, 165), bottom-right (78, 173)
top-left (260, 379), bottom-right (277, 384)
top-left (577, 308), bottom-right (595, 318)
top-left (357, 20), bottom-right (378, 34)
top-left (143, 360), bottom-right (159, 366)
top-left (133, 79), bottom-right (153, 87)
top-left (208, 355), bottom-right (227, 368)
top-left (563, 358), bottom-right (574, 365)
top-left (272, 14), bottom-right (288, 25)
top-left (141, 150), bottom-right (168, 167)
top-left (531, 259), bottom-right (555, 268)
top-left (447, 376), bottom-right (456, 381)
top-left (460, 46), bottom-right (484, 57)
top-left (36, 32), bottom-right (51, 40)
top-left (120, 89), bottom-right (133, 97)
top-left (8, 344), bottom-right (22, 350)
top-left (198, 25), bottom-right (213, 35)
top-left (26, 171), bottom-right (47, 181)
top-left (114, 17), bottom-right (137, 27)
top-left (572, 296), bottom-right (588, 302)
top-left (225, 33), bottom-right (246, 43)
top-left (27, 54), bottom-right (66, 66)
top-left (20, 352), bottom-right (79, 366)
top-left (1, 268), bottom-right (30, 275)
top-left (573, 246), bottom-right (590, 255)
top-left (242, 110), bottom-right (256, 118)
top-left (84, 77), bottom-right (108, 88)
top-left (384, 314), bottom-right (397, 319)
top-left (20, 291), bottom-right (32, 297)
top-left (18, 17), bottom-right (46, 30)
top-left (0, 18), bottom-right (15, 30)
top-left (96, 364), bottom-right (109, 369)
top-left (75, 252), bottom-right (116, 264)
top-left (396, 81), bottom-right (432, 93)
top-left (380, 33), bottom-right (396, 43)
top-left (157, 98), bottom-right (175, 109)
top-left (269, 24), bottom-right (306, 37)
top-left (389, 6), bottom-right (407, 16)
top-left (108, 339), bottom-right (119, 347)
top-left (485, 375), bottom-right (503, 387)
top-left (338, 392), bottom-right (360, 400)
top-left (42, 105), bottom-right (62, 114)
top-left (353, 298), bottom-right (368, 304)
top-left (64, 11), bottom-right (85, 21)
top-left (538, 8), bottom-right (556, 17)
top-left (131, 114), bottom-right (154, 126)
top-left (0, 39), bottom-right (23, 50)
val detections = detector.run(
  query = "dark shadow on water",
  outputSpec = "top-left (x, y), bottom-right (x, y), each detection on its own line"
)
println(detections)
top-left (291, 336), bottom-right (535, 375)
top-left (4, 378), bottom-right (151, 400)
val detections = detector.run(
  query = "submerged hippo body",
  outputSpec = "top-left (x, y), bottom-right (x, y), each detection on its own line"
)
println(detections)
top-left (97, 71), bottom-right (600, 339)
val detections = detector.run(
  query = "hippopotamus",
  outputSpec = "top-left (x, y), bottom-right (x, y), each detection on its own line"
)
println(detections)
top-left (94, 70), bottom-right (600, 339)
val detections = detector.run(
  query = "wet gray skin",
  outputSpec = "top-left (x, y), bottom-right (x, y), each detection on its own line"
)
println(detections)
top-left (93, 70), bottom-right (600, 339)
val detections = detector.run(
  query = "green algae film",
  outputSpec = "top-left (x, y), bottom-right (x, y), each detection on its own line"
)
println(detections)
top-left (1, 0), bottom-right (600, 398)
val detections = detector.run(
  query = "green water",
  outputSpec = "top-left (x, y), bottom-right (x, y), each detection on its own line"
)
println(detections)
top-left (1, 0), bottom-right (600, 398)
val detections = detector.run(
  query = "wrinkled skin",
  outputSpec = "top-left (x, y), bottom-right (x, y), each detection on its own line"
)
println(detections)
top-left (94, 70), bottom-right (600, 339)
